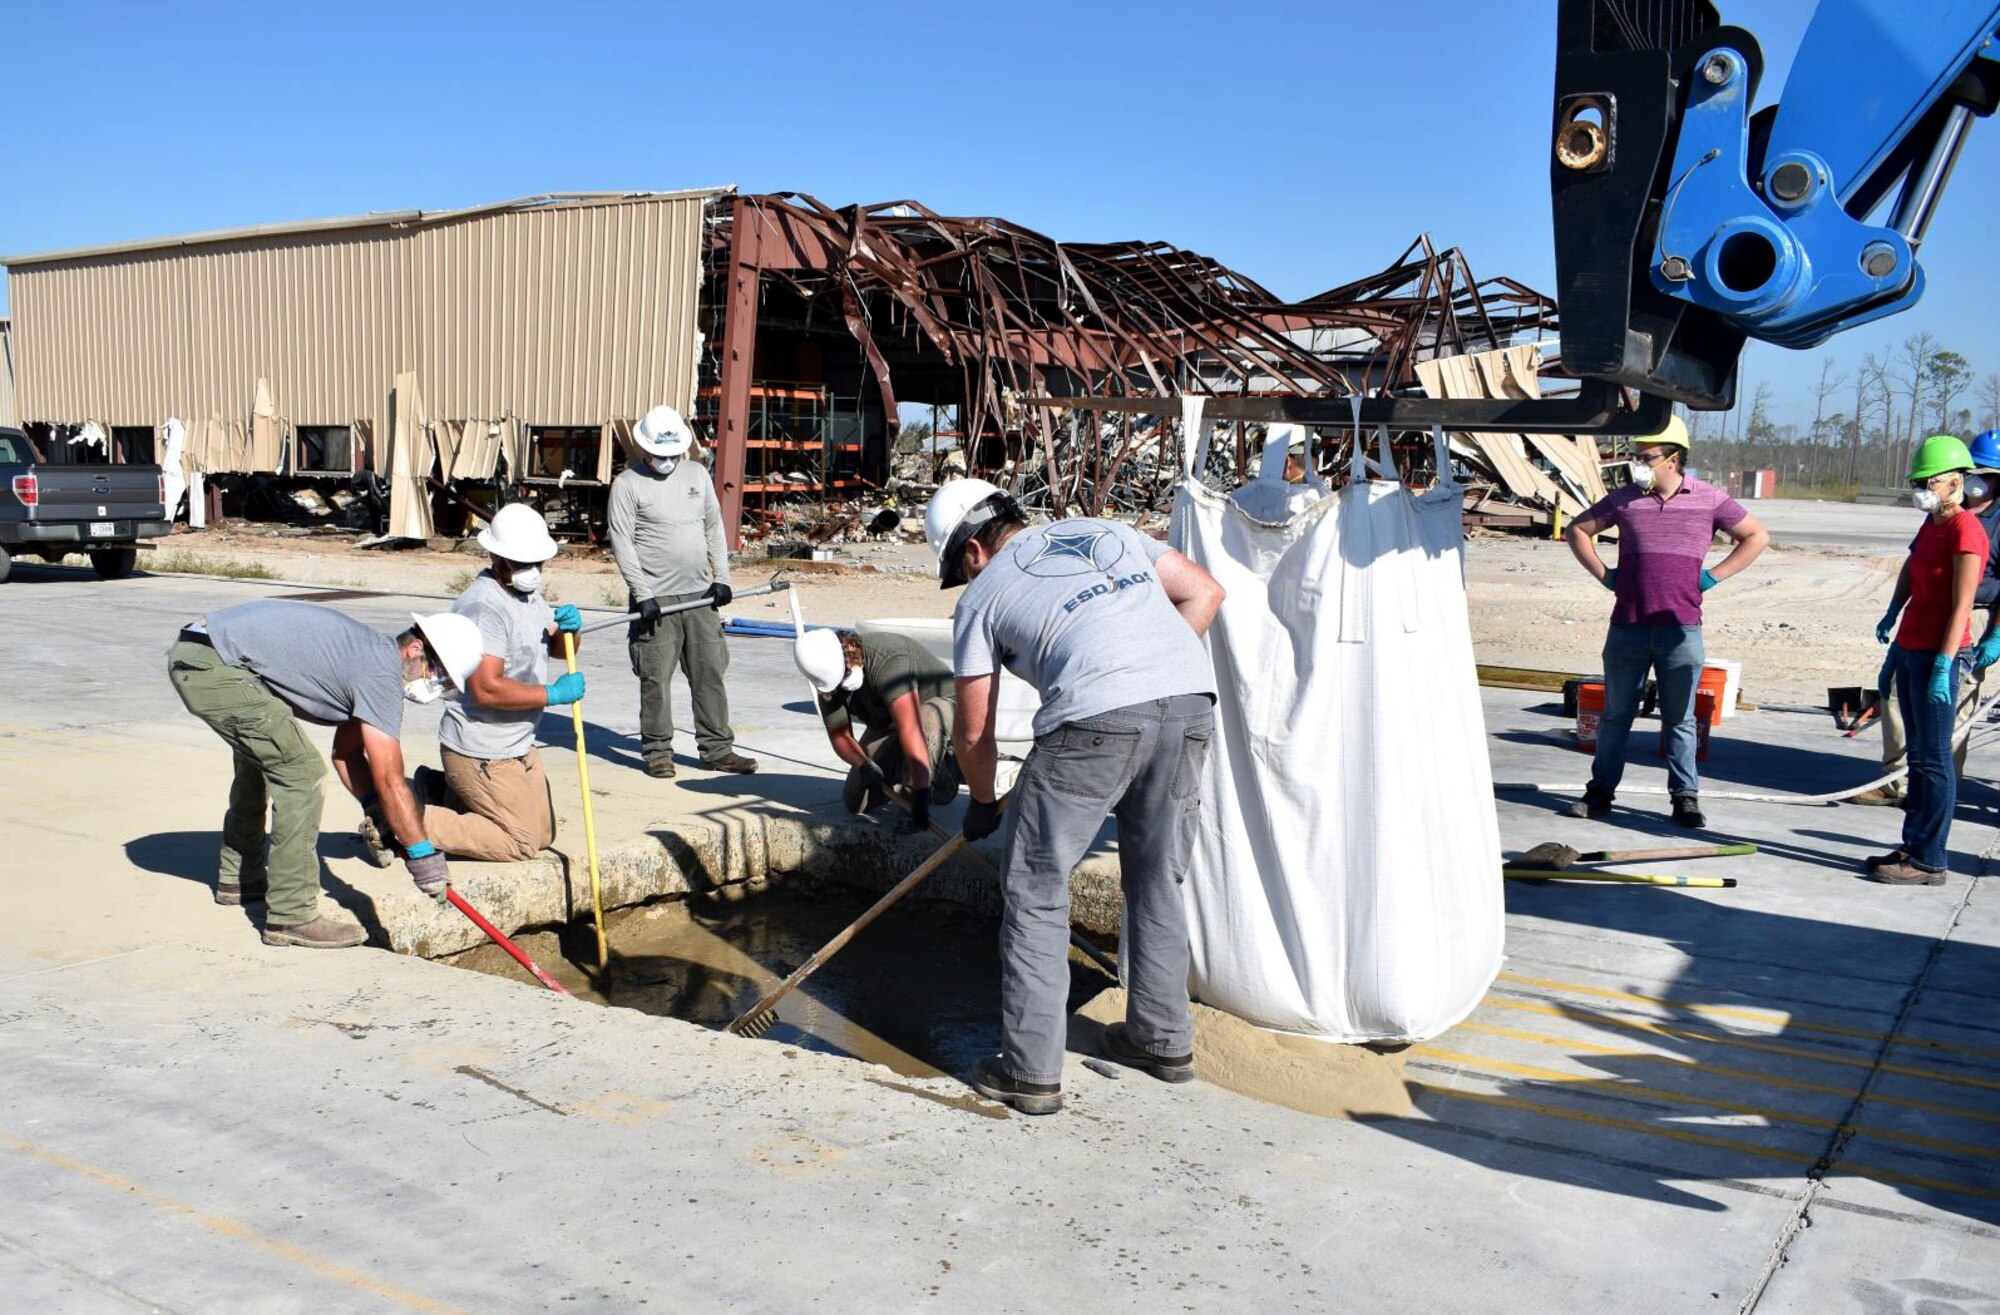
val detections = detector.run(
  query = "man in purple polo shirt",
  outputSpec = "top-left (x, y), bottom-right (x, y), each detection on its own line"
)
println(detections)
top-left (1563, 415), bottom-right (1770, 829)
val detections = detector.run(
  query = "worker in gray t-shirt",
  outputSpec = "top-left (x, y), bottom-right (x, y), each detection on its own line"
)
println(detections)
top-left (609, 404), bottom-right (757, 778)
top-left (377, 503), bottom-right (586, 864)
top-left (925, 479), bottom-right (1224, 1115)
top-left (165, 600), bottom-right (485, 948)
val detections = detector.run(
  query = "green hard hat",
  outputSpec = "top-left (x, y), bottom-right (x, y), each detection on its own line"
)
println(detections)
top-left (1909, 434), bottom-right (1975, 481)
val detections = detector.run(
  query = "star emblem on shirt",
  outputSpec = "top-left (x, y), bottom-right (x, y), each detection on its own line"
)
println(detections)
top-left (1029, 529), bottom-right (1110, 569)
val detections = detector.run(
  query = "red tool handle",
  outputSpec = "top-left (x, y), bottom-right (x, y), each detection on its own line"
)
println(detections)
top-left (445, 887), bottom-right (570, 994)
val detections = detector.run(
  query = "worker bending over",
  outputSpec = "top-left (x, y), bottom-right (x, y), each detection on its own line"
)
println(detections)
top-left (1858, 428), bottom-right (2000, 806)
top-left (927, 479), bottom-right (1224, 1115)
top-left (1865, 436), bottom-right (1989, 885)
top-left (166, 601), bottom-right (480, 948)
top-left (363, 503), bottom-right (586, 865)
top-left (794, 626), bottom-right (960, 834)
top-left (1563, 415), bottom-right (1768, 830)
top-left (610, 404), bottom-right (757, 779)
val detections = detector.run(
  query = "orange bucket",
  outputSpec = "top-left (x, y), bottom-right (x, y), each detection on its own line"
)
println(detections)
top-left (1697, 667), bottom-right (1729, 727)
top-left (1658, 690), bottom-right (1716, 761)
top-left (1576, 681), bottom-right (1605, 752)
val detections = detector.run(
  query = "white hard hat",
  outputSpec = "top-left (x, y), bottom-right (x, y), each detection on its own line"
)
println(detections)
top-left (411, 612), bottom-right (484, 691)
top-left (633, 404), bottom-right (694, 458)
top-left (923, 477), bottom-right (1019, 589)
top-left (476, 502), bottom-right (559, 564)
top-left (793, 628), bottom-right (846, 693)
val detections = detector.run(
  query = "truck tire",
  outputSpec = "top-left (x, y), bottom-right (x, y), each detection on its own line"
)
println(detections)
top-left (0, 546), bottom-right (11, 584)
top-left (90, 547), bottom-right (138, 580)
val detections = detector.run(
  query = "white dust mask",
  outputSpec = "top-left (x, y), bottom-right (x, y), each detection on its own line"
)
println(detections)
top-left (839, 666), bottom-right (865, 693)
top-left (404, 674), bottom-right (446, 705)
top-left (653, 456), bottom-right (680, 476)
top-left (1913, 488), bottom-right (1942, 514)
top-left (1628, 461), bottom-right (1657, 491)
top-left (507, 565), bottom-right (541, 594)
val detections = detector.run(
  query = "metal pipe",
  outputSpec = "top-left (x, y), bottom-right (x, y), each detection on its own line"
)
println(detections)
top-left (1891, 104), bottom-right (1974, 247)
top-left (575, 578), bottom-right (792, 634)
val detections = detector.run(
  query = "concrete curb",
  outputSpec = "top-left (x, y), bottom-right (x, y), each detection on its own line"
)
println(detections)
top-left (365, 807), bottom-right (1125, 958)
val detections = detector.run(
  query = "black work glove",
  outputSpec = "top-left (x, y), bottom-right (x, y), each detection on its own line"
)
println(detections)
top-left (636, 596), bottom-right (661, 632)
top-left (705, 581), bottom-right (733, 609)
top-left (854, 758), bottom-right (890, 812)
top-left (963, 796), bottom-right (1002, 842)
top-left (898, 786), bottom-right (932, 835)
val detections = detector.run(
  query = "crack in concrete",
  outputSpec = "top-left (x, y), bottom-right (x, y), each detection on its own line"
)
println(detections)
top-left (1737, 870), bottom-right (1983, 1314)
top-left (453, 1064), bottom-right (568, 1116)
top-left (0, 1226), bottom-right (186, 1313)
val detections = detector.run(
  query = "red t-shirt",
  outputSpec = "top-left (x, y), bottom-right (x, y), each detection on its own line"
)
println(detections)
top-left (1896, 510), bottom-right (1991, 652)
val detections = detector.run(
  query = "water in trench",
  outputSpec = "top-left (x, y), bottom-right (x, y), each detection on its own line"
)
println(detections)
top-left (453, 885), bottom-right (1117, 1080)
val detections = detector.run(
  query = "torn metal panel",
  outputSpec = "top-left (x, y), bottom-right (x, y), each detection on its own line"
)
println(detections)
top-left (387, 372), bottom-right (436, 540)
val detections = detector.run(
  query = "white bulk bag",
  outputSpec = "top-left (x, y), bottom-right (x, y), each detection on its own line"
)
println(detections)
top-left (1168, 398), bottom-right (1503, 1042)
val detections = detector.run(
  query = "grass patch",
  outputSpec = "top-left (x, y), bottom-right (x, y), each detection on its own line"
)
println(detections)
top-left (602, 583), bottom-right (630, 608)
top-left (444, 569), bottom-right (478, 594)
top-left (151, 551), bottom-right (277, 580)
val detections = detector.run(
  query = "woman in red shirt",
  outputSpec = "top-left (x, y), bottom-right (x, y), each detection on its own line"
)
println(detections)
top-left (1869, 435), bottom-right (1988, 885)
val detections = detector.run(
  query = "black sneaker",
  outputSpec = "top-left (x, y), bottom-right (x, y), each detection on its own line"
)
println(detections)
top-left (1563, 790), bottom-right (1611, 820)
top-left (1101, 1023), bottom-right (1195, 1084)
top-left (1671, 796), bottom-right (1707, 830)
top-left (967, 1055), bottom-right (1063, 1115)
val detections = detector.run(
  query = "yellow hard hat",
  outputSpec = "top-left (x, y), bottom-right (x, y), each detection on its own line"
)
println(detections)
top-left (1642, 413), bottom-right (1690, 453)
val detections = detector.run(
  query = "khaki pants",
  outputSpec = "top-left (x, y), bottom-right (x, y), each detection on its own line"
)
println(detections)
top-left (422, 746), bottom-right (555, 862)
top-left (166, 639), bottom-right (328, 927)
top-left (1879, 664), bottom-right (1982, 795)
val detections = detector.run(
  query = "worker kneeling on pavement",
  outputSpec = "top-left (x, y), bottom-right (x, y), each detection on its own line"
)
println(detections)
top-left (794, 626), bottom-right (961, 835)
top-left (1563, 415), bottom-right (1769, 830)
top-left (927, 479), bottom-right (1224, 1115)
top-left (166, 601), bottom-right (479, 948)
top-left (365, 502), bottom-right (586, 865)
top-left (610, 404), bottom-right (757, 779)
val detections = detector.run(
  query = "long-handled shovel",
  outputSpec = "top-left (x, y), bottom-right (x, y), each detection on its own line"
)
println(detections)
top-left (1503, 868), bottom-right (1736, 888)
top-left (728, 800), bottom-right (1009, 1039)
top-left (561, 630), bottom-right (607, 971)
top-left (445, 887), bottom-right (570, 993)
top-left (1515, 841), bottom-right (1756, 869)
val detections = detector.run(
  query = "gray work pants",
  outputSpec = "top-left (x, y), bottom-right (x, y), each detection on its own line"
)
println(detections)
top-left (998, 694), bottom-right (1213, 1086)
top-left (628, 590), bottom-right (737, 765)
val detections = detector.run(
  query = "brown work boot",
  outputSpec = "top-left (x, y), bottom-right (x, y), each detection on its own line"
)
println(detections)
top-left (1869, 860), bottom-right (1947, 886)
top-left (645, 755), bottom-right (677, 779)
top-left (702, 751), bottom-right (759, 775)
top-left (1849, 786), bottom-right (1907, 807)
top-left (1863, 848), bottom-right (1909, 872)
top-left (261, 914), bottom-right (368, 948)
top-left (215, 878), bottom-right (268, 906)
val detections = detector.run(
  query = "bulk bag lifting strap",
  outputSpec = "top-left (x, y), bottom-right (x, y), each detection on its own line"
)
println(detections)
top-left (1169, 396), bottom-right (1503, 1042)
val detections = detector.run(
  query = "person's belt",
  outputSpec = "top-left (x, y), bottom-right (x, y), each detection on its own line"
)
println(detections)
top-left (177, 628), bottom-right (214, 648)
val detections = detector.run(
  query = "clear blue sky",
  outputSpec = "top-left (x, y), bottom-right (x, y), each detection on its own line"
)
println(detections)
top-left (6, 1), bottom-right (1995, 428)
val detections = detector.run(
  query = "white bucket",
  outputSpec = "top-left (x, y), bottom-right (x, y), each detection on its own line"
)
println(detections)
top-left (1710, 658), bottom-right (1743, 718)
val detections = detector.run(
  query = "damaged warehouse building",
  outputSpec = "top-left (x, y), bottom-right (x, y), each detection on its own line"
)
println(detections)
top-left (0, 187), bottom-right (1609, 545)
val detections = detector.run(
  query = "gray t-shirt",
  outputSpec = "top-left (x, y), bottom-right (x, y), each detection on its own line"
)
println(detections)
top-left (206, 600), bottom-right (405, 735)
top-left (608, 458), bottom-right (731, 602)
top-left (439, 571), bottom-right (555, 759)
top-left (952, 519), bottom-right (1214, 735)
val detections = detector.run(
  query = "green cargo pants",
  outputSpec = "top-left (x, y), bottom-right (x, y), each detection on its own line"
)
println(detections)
top-left (166, 639), bottom-right (328, 926)
top-left (628, 590), bottom-right (738, 766)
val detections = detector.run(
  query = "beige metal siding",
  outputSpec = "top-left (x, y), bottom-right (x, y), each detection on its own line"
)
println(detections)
top-left (4, 193), bottom-right (717, 443)
top-left (0, 319), bottom-right (15, 426)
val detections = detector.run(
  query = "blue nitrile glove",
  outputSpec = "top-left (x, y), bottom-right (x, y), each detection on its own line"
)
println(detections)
top-left (1700, 569), bottom-right (1719, 592)
top-left (1977, 633), bottom-right (2000, 673)
top-left (404, 840), bottom-right (449, 901)
top-left (1601, 567), bottom-right (1618, 592)
top-left (1928, 654), bottom-right (1955, 706)
top-left (552, 604), bottom-right (582, 632)
top-left (544, 672), bottom-right (586, 707)
top-left (1876, 604), bottom-right (1902, 645)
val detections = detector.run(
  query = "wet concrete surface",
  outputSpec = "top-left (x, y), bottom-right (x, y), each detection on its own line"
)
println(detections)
top-left (451, 885), bottom-right (1117, 1080)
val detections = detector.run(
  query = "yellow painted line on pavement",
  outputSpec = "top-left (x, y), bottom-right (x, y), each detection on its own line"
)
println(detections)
top-left (0, 1130), bottom-right (474, 1314)
top-left (1454, 1019), bottom-right (2000, 1127)
top-left (1483, 997), bottom-right (2000, 1094)
top-left (1415, 1045), bottom-right (2000, 1162)
top-left (1499, 971), bottom-right (2000, 1064)
top-left (1411, 1082), bottom-right (2000, 1202)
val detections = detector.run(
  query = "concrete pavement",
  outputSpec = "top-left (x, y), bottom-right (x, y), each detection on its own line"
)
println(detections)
top-left (1, 558), bottom-right (1996, 1313)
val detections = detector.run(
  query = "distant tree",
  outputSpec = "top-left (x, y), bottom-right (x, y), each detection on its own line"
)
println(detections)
top-left (895, 419), bottom-right (935, 454)
top-left (1979, 372), bottom-right (2000, 433)
top-left (1745, 380), bottom-right (1779, 443)
top-left (1926, 348), bottom-right (1973, 433)
top-left (1810, 355), bottom-right (1847, 445)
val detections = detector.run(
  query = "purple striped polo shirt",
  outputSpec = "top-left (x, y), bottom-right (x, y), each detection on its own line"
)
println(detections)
top-left (1585, 476), bottom-right (1747, 626)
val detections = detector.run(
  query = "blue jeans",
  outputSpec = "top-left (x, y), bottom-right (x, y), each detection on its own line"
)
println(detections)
top-left (1590, 623), bottom-right (1704, 800)
top-left (1894, 644), bottom-right (1969, 872)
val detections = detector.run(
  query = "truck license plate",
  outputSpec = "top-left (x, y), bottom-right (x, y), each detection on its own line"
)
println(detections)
top-left (89, 521), bottom-right (115, 538)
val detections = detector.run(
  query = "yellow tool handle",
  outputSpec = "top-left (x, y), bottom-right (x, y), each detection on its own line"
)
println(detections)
top-left (1503, 868), bottom-right (1735, 888)
top-left (563, 631), bottom-right (608, 969)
